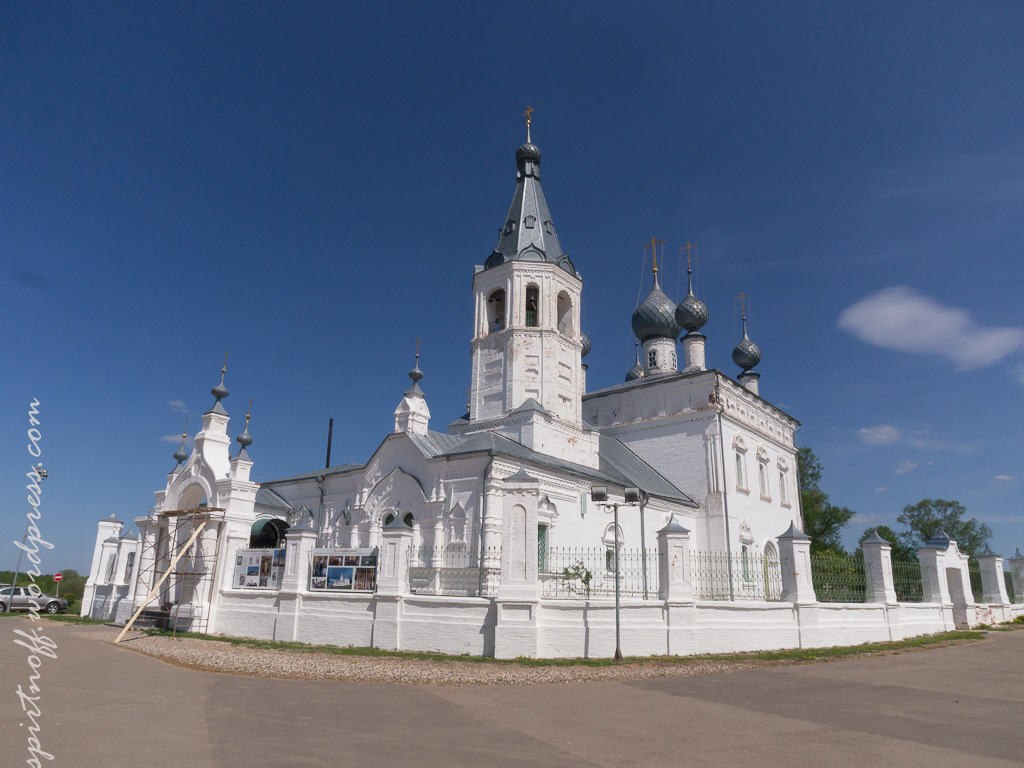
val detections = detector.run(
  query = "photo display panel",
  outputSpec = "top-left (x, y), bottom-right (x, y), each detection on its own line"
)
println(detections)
top-left (232, 548), bottom-right (286, 589)
top-left (310, 547), bottom-right (378, 592)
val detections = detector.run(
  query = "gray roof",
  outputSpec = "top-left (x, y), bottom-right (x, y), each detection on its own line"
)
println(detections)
top-left (483, 138), bottom-right (576, 277)
top-left (511, 398), bottom-right (550, 416)
top-left (103, 513), bottom-right (122, 524)
top-left (261, 462), bottom-right (364, 485)
top-left (408, 429), bottom-right (695, 506)
top-left (255, 486), bottom-right (293, 510)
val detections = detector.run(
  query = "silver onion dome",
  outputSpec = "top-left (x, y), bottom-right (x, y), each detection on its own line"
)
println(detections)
top-left (580, 332), bottom-right (592, 359)
top-left (732, 314), bottom-right (762, 371)
top-left (625, 341), bottom-right (645, 382)
top-left (173, 429), bottom-right (188, 463)
top-left (675, 264), bottom-right (709, 333)
top-left (631, 273), bottom-right (681, 342)
top-left (515, 141), bottom-right (541, 165)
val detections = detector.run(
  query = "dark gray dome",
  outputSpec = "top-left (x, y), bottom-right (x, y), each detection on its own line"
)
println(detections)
top-left (580, 332), bottom-right (591, 358)
top-left (625, 362), bottom-right (644, 382)
top-left (173, 443), bottom-right (188, 463)
top-left (632, 277), bottom-right (681, 342)
top-left (236, 423), bottom-right (252, 449)
top-left (732, 318), bottom-right (762, 370)
top-left (516, 142), bottom-right (541, 164)
top-left (675, 264), bottom-right (708, 333)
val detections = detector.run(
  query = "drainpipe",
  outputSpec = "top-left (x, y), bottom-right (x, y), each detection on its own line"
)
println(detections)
top-left (316, 475), bottom-right (326, 546)
top-left (715, 379), bottom-right (735, 600)
top-left (479, 452), bottom-right (495, 593)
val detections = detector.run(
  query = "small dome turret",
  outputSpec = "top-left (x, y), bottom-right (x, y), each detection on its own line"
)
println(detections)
top-left (172, 420), bottom-right (189, 466)
top-left (625, 341), bottom-right (645, 382)
top-left (236, 398), bottom-right (253, 450)
top-left (732, 311), bottom-right (762, 371)
top-left (675, 257), bottom-right (709, 333)
top-left (515, 141), bottom-right (541, 165)
top-left (580, 332), bottom-right (592, 359)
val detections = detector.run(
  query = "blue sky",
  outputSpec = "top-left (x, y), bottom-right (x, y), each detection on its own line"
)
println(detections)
top-left (2, 2), bottom-right (1023, 572)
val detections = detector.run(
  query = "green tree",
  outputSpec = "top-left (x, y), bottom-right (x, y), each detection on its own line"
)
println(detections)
top-left (797, 447), bottom-right (855, 554)
top-left (858, 525), bottom-right (917, 561)
top-left (896, 498), bottom-right (992, 561)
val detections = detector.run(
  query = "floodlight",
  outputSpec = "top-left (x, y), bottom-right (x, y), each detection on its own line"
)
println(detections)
top-left (590, 485), bottom-right (608, 502)
top-left (624, 487), bottom-right (641, 504)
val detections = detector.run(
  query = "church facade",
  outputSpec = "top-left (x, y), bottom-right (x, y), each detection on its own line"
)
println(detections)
top-left (81, 125), bottom-right (1023, 658)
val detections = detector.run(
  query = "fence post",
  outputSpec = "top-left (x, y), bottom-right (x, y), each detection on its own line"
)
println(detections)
top-left (861, 531), bottom-right (898, 604)
top-left (777, 522), bottom-right (816, 604)
top-left (373, 516), bottom-right (414, 652)
top-left (657, 515), bottom-right (694, 603)
top-left (1009, 550), bottom-right (1024, 605)
top-left (977, 547), bottom-right (1010, 605)
top-left (280, 522), bottom-right (317, 593)
top-left (917, 539), bottom-right (952, 605)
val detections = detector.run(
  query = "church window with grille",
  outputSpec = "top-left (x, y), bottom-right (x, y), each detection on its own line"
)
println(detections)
top-left (525, 285), bottom-right (540, 327)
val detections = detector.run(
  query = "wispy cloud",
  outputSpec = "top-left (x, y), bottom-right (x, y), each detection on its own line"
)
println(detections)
top-left (161, 434), bottom-right (186, 444)
top-left (851, 513), bottom-right (882, 525)
top-left (857, 423), bottom-right (980, 454)
top-left (995, 474), bottom-right (1015, 482)
top-left (895, 460), bottom-right (917, 475)
top-left (168, 399), bottom-right (189, 413)
top-left (859, 425), bottom-right (901, 445)
top-left (838, 287), bottom-right (1024, 370)
top-left (875, 486), bottom-right (888, 492)
top-left (872, 155), bottom-right (1024, 205)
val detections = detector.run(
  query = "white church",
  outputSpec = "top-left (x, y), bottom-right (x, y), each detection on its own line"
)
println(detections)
top-left (82, 122), bottom-right (1024, 658)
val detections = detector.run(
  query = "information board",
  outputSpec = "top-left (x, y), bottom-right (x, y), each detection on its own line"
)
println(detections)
top-left (310, 547), bottom-right (378, 592)
top-left (232, 548), bottom-right (286, 589)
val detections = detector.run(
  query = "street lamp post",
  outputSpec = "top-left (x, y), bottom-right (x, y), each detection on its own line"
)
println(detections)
top-left (590, 484), bottom-right (641, 661)
top-left (10, 464), bottom-right (48, 595)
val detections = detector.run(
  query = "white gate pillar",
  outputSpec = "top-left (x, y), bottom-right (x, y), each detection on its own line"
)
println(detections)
top-left (777, 522), bottom-right (816, 604)
top-left (861, 531), bottom-right (898, 604)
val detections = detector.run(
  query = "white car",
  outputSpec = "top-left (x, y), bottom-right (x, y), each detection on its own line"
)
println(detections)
top-left (0, 585), bottom-right (68, 614)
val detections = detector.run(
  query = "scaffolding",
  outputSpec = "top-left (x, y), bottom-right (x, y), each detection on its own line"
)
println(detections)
top-left (117, 506), bottom-right (223, 642)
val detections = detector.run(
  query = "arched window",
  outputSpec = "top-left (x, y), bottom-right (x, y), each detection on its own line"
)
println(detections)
top-left (525, 285), bottom-right (540, 327)
top-left (487, 289), bottom-right (506, 333)
top-left (556, 291), bottom-right (573, 336)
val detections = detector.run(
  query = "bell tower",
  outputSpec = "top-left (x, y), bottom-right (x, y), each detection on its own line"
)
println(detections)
top-left (468, 114), bottom-right (584, 430)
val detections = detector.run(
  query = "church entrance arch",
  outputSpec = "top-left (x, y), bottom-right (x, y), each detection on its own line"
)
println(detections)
top-left (250, 518), bottom-right (289, 548)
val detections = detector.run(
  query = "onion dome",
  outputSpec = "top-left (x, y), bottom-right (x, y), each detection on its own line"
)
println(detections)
top-left (515, 141), bottom-right (541, 165)
top-left (731, 312), bottom-right (762, 371)
top-left (675, 262), bottom-right (709, 333)
top-left (172, 420), bottom-right (189, 465)
top-left (580, 332), bottom-right (592, 359)
top-left (207, 353), bottom-right (229, 415)
top-left (405, 345), bottom-right (425, 397)
top-left (236, 399), bottom-right (253, 449)
top-left (625, 341), bottom-right (645, 382)
top-left (632, 271), bottom-right (681, 342)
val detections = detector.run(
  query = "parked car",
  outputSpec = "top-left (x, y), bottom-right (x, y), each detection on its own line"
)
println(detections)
top-left (0, 585), bottom-right (68, 614)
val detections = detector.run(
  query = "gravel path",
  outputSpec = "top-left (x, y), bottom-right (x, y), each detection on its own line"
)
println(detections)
top-left (72, 625), bottom-right (980, 687)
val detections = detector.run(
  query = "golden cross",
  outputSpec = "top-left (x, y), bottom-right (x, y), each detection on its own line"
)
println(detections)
top-left (246, 397), bottom-right (253, 423)
top-left (643, 237), bottom-right (665, 273)
top-left (523, 106), bottom-right (534, 126)
top-left (415, 337), bottom-right (421, 357)
top-left (735, 291), bottom-right (749, 315)
top-left (681, 242), bottom-right (697, 269)
top-left (182, 416), bottom-right (188, 440)
top-left (222, 350), bottom-right (229, 374)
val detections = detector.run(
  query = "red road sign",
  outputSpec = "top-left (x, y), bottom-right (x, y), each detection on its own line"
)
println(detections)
top-left (53, 573), bottom-right (63, 582)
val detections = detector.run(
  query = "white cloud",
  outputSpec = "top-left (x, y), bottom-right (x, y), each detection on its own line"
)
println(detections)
top-left (995, 474), bottom-right (1015, 482)
top-left (837, 286), bottom-right (1024, 370)
top-left (859, 425), bottom-right (901, 445)
top-left (895, 460), bottom-right (918, 475)
top-left (851, 513), bottom-right (882, 525)
top-left (875, 486), bottom-right (888, 492)
top-left (160, 434), bottom-right (185, 444)
top-left (168, 399), bottom-right (189, 413)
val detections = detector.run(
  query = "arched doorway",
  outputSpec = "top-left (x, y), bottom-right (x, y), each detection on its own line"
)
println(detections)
top-left (250, 518), bottom-right (289, 549)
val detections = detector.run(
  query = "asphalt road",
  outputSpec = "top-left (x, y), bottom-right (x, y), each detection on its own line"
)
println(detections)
top-left (1, 620), bottom-right (1022, 767)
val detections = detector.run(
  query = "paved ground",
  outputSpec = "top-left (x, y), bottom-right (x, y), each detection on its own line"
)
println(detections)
top-left (1, 620), bottom-right (1022, 767)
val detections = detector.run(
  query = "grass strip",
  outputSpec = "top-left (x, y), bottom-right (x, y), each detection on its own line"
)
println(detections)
top-left (133, 627), bottom-right (986, 667)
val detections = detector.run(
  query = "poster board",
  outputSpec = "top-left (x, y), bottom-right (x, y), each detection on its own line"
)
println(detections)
top-left (310, 547), bottom-right (378, 592)
top-left (232, 548), bottom-right (286, 589)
